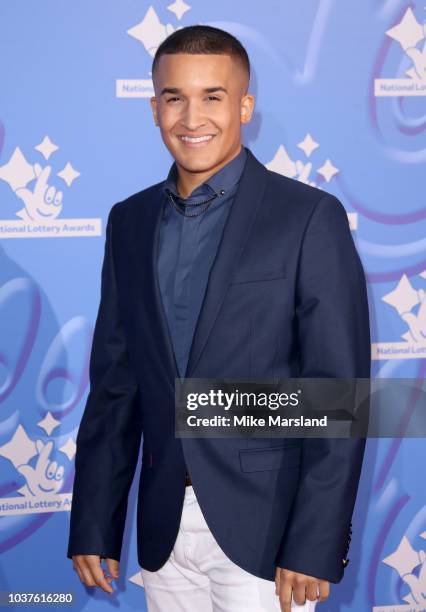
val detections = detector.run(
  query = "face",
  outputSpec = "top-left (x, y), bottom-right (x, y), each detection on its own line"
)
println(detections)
top-left (151, 53), bottom-right (254, 178)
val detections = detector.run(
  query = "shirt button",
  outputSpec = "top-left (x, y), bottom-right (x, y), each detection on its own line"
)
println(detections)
top-left (220, 189), bottom-right (225, 196)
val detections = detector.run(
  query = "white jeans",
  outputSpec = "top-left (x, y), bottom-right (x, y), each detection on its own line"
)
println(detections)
top-left (140, 485), bottom-right (318, 612)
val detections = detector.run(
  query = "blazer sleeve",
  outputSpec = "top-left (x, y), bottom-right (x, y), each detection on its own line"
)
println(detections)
top-left (67, 204), bottom-right (143, 561)
top-left (275, 194), bottom-right (370, 583)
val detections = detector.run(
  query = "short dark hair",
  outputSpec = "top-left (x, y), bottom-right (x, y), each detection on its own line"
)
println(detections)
top-left (152, 25), bottom-right (250, 83)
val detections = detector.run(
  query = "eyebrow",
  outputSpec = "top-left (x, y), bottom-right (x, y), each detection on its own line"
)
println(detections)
top-left (160, 86), bottom-right (228, 96)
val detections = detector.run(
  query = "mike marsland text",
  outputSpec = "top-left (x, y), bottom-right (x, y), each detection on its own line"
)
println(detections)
top-left (185, 414), bottom-right (328, 428)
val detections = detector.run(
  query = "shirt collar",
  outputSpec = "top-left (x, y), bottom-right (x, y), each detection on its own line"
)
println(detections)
top-left (163, 145), bottom-right (248, 201)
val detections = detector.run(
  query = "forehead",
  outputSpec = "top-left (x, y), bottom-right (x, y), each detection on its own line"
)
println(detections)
top-left (153, 53), bottom-right (239, 86)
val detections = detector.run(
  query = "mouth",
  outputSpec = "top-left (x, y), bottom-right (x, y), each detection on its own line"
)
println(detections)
top-left (37, 208), bottom-right (55, 217)
top-left (177, 134), bottom-right (217, 148)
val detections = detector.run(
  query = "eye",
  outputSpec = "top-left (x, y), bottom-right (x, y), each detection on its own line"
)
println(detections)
top-left (45, 186), bottom-right (55, 204)
top-left (166, 97), bottom-right (181, 103)
top-left (54, 191), bottom-right (63, 206)
top-left (46, 461), bottom-right (57, 479)
top-left (207, 96), bottom-right (220, 101)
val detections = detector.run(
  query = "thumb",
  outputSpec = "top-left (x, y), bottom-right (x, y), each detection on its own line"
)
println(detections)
top-left (15, 187), bottom-right (31, 206)
top-left (106, 558), bottom-right (119, 578)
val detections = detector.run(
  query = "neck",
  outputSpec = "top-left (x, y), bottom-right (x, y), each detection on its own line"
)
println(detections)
top-left (175, 144), bottom-right (242, 198)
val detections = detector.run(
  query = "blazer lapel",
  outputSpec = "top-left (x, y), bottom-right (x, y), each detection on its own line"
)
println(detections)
top-left (131, 182), bottom-right (180, 387)
top-left (185, 149), bottom-right (269, 377)
top-left (149, 185), bottom-right (181, 382)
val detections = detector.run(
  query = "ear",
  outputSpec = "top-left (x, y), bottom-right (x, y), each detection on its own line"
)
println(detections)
top-left (240, 93), bottom-right (255, 125)
top-left (150, 96), bottom-right (159, 126)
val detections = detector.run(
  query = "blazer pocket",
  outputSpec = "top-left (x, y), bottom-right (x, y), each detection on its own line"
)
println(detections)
top-left (239, 445), bottom-right (301, 473)
top-left (230, 266), bottom-right (287, 285)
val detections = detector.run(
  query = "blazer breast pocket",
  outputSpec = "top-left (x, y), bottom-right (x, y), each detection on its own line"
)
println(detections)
top-left (230, 265), bottom-right (287, 285)
top-left (239, 444), bottom-right (301, 473)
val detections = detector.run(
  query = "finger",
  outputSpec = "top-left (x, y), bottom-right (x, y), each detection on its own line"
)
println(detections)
top-left (306, 580), bottom-right (319, 602)
top-left (75, 559), bottom-right (96, 587)
top-left (106, 558), bottom-right (119, 579)
top-left (292, 580), bottom-right (306, 606)
top-left (279, 578), bottom-right (293, 612)
top-left (275, 567), bottom-right (281, 596)
top-left (298, 162), bottom-right (312, 184)
top-left (318, 580), bottom-right (330, 602)
top-left (82, 556), bottom-right (114, 594)
top-left (36, 440), bottom-right (53, 467)
top-left (34, 165), bottom-right (51, 199)
top-left (72, 562), bottom-right (85, 585)
top-left (15, 187), bottom-right (31, 205)
top-left (100, 563), bottom-right (114, 585)
top-left (103, 572), bottom-right (114, 585)
top-left (86, 558), bottom-right (114, 594)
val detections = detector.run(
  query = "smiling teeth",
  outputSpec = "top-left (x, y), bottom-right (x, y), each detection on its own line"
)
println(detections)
top-left (180, 135), bottom-right (213, 143)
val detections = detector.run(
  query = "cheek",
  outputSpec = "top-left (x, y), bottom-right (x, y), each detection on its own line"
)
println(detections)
top-left (158, 105), bottom-right (179, 128)
top-left (216, 104), bottom-right (242, 129)
top-left (159, 121), bottom-right (178, 146)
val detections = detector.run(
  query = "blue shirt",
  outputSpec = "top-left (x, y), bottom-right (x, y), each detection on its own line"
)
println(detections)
top-left (157, 145), bottom-right (248, 378)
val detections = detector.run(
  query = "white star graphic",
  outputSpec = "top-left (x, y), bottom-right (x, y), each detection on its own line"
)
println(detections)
top-left (382, 274), bottom-right (420, 316)
top-left (386, 8), bottom-right (425, 51)
top-left (37, 412), bottom-right (61, 436)
top-left (127, 7), bottom-right (174, 57)
top-left (0, 147), bottom-right (35, 191)
top-left (0, 425), bottom-right (37, 468)
top-left (317, 159), bottom-right (339, 182)
top-left (167, 0), bottom-right (191, 20)
top-left (35, 135), bottom-right (59, 160)
top-left (297, 133), bottom-right (319, 158)
top-left (57, 162), bottom-right (80, 187)
top-left (265, 145), bottom-right (297, 178)
top-left (59, 437), bottom-right (76, 461)
top-left (129, 570), bottom-right (145, 587)
top-left (383, 536), bottom-right (422, 577)
top-left (405, 38), bottom-right (426, 79)
top-left (347, 212), bottom-right (358, 231)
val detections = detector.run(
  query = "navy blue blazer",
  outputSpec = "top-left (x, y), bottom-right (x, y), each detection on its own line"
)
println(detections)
top-left (67, 148), bottom-right (370, 584)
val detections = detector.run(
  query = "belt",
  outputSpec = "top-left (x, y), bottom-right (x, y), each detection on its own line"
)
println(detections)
top-left (185, 472), bottom-right (192, 486)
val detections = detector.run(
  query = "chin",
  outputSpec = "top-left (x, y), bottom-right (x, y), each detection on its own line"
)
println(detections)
top-left (174, 153), bottom-right (220, 173)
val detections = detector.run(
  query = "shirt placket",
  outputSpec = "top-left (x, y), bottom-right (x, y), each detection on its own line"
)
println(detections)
top-left (173, 213), bottom-right (203, 377)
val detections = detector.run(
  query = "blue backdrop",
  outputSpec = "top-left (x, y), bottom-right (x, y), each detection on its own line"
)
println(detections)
top-left (0, 1), bottom-right (425, 610)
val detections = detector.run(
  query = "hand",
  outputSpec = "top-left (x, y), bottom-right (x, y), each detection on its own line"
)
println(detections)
top-left (72, 555), bottom-right (119, 595)
top-left (15, 164), bottom-right (63, 221)
top-left (275, 567), bottom-right (329, 611)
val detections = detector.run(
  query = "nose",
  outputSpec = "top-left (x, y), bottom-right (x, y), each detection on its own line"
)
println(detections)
top-left (180, 100), bottom-right (207, 131)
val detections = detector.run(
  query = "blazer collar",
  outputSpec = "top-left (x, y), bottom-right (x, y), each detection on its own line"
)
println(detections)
top-left (163, 145), bottom-right (248, 200)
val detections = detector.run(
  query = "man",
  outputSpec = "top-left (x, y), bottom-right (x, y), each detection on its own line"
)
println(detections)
top-left (67, 25), bottom-right (370, 612)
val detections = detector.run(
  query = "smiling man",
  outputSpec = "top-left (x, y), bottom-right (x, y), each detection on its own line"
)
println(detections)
top-left (151, 50), bottom-right (252, 197)
top-left (67, 25), bottom-right (370, 612)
